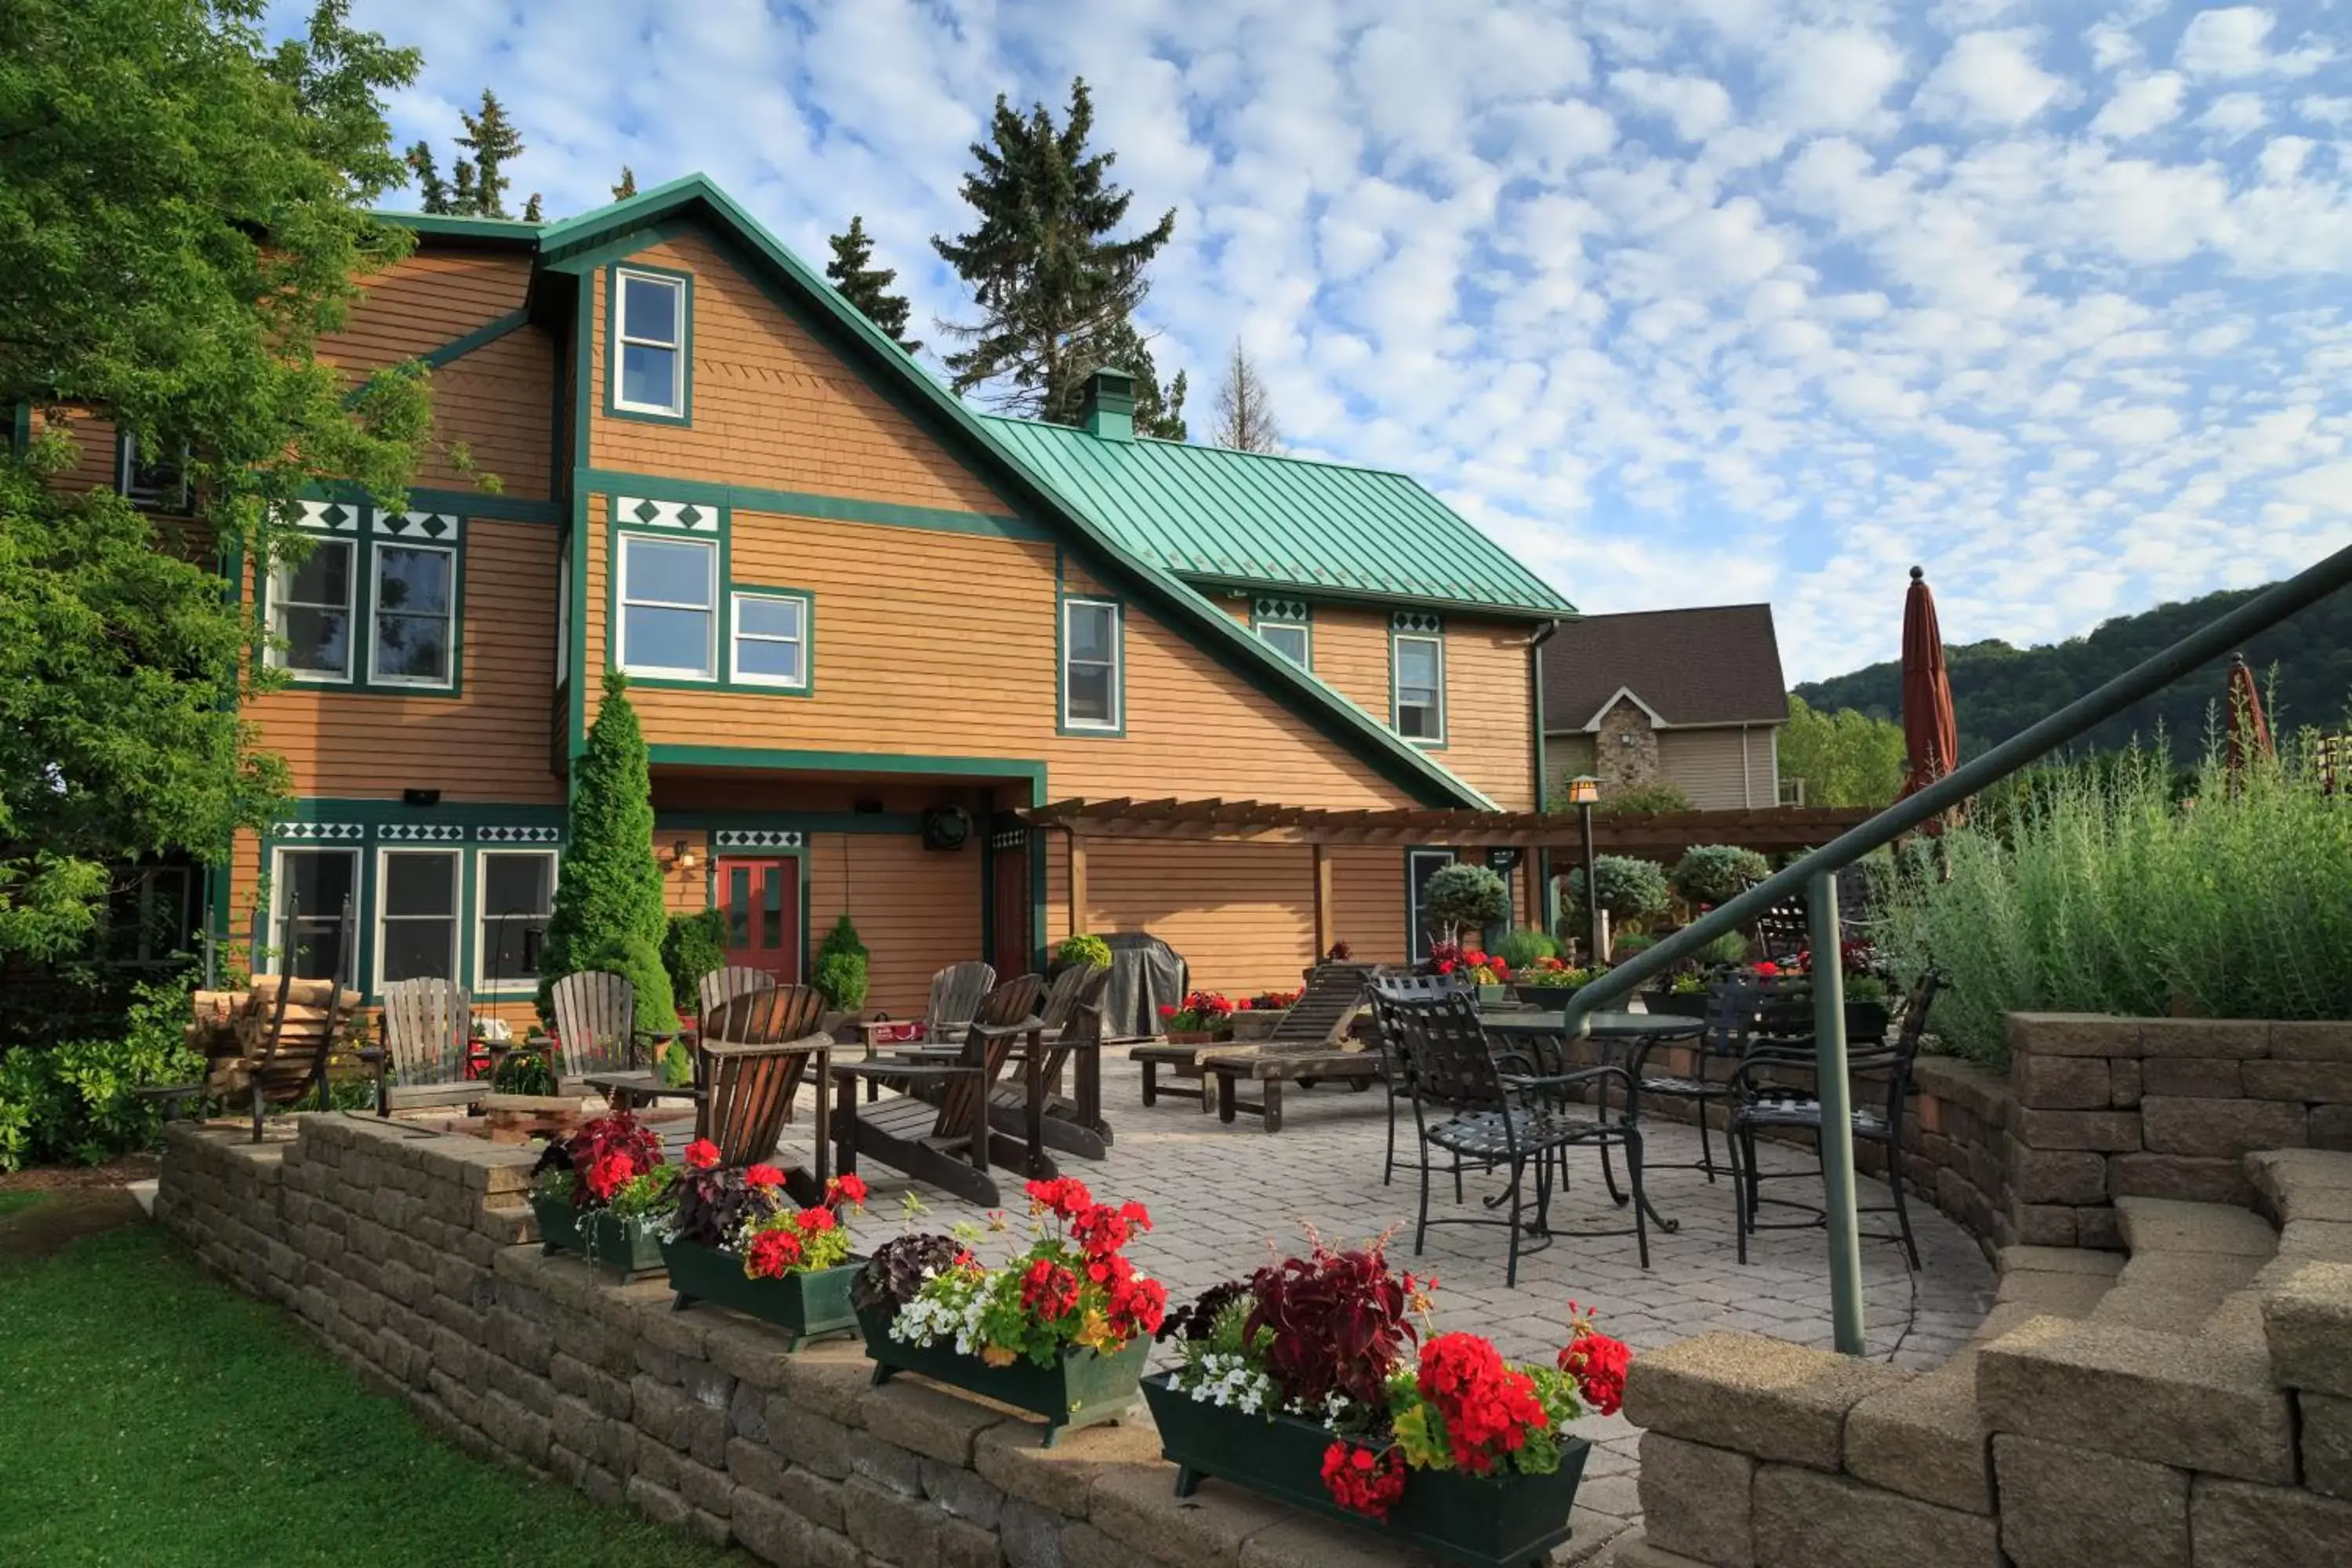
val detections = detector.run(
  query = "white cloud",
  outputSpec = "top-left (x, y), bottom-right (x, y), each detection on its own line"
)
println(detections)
top-left (2197, 91), bottom-right (2268, 137)
top-left (1610, 68), bottom-right (1736, 143)
top-left (2174, 6), bottom-right (2334, 78)
top-left (2089, 71), bottom-right (2186, 137)
top-left (1914, 30), bottom-right (2067, 127)
top-left (1762, 27), bottom-right (1907, 136)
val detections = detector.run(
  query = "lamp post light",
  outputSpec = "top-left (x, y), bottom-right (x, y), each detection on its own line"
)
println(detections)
top-left (1566, 775), bottom-right (1602, 964)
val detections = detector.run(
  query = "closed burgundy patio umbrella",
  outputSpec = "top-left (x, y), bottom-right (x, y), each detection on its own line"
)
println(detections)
top-left (1898, 565), bottom-right (1960, 801)
top-left (2225, 653), bottom-right (2274, 786)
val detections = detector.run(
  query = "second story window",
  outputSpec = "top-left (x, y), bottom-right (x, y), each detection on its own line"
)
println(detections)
top-left (1062, 597), bottom-right (1122, 731)
top-left (731, 590), bottom-right (810, 689)
top-left (618, 533), bottom-right (716, 679)
top-left (370, 544), bottom-right (455, 688)
top-left (117, 432), bottom-right (187, 512)
top-left (1393, 631), bottom-right (1445, 742)
top-left (614, 268), bottom-right (686, 418)
top-left (269, 539), bottom-right (355, 681)
top-left (1258, 621), bottom-right (1309, 668)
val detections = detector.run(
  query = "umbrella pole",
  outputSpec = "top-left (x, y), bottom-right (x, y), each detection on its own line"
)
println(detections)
top-left (1809, 870), bottom-right (1867, 1356)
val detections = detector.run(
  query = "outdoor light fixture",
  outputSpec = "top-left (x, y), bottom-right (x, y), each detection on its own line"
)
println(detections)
top-left (1566, 775), bottom-right (1601, 806)
top-left (1569, 775), bottom-right (1603, 964)
top-left (662, 839), bottom-right (699, 875)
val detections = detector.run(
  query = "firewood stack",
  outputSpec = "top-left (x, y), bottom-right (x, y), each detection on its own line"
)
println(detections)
top-left (203, 976), bottom-right (364, 1100)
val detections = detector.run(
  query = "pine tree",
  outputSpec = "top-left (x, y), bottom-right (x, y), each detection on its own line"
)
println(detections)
top-left (456, 89), bottom-right (524, 218)
top-left (932, 78), bottom-right (1177, 424)
top-left (451, 158), bottom-right (477, 215)
top-left (537, 672), bottom-right (678, 1033)
top-left (612, 166), bottom-right (637, 201)
top-left (1210, 339), bottom-right (1282, 453)
top-left (522, 191), bottom-right (543, 222)
top-left (826, 216), bottom-right (921, 355)
top-left (1091, 318), bottom-right (1188, 441)
top-left (405, 140), bottom-right (452, 213)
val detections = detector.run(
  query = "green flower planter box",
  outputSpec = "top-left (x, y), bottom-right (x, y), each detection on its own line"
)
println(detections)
top-left (1475, 983), bottom-right (1514, 1007)
top-left (531, 1193), bottom-right (666, 1280)
top-left (1509, 982), bottom-right (1583, 1007)
top-left (1140, 1373), bottom-right (1591, 1568)
top-left (853, 1303), bottom-right (1149, 1447)
top-left (660, 1239), bottom-right (864, 1349)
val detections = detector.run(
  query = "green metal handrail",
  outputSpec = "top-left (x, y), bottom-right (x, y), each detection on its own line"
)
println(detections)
top-left (1553, 539), bottom-right (2352, 1352)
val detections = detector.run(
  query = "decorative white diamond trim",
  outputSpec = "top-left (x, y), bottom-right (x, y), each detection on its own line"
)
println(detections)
top-left (713, 829), bottom-right (804, 851)
top-left (275, 822), bottom-right (365, 841)
top-left (289, 499), bottom-right (362, 533)
top-left (616, 495), bottom-right (721, 532)
top-left (378, 823), bottom-right (465, 842)
top-left (477, 826), bottom-right (561, 844)
top-left (989, 829), bottom-right (1028, 851)
top-left (372, 510), bottom-right (460, 540)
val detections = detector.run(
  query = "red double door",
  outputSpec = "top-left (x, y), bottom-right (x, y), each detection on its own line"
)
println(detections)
top-left (715, 857), bottom-right (800, 981)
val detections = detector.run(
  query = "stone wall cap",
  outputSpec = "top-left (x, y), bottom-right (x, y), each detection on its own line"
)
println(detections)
top-left (2114, 1196), bottom-right (2276, 1258)
top-left (1623, 1332), bottom-right (1913, 1470)
top-left (1998, 1245), bottom-right (2127, 1279)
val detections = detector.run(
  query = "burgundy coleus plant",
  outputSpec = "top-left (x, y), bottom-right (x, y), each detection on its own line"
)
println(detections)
top-left (529, 1109), bottom-right (664, 1210)
top-left (1244, 1241), bottom-right (1419, 1410)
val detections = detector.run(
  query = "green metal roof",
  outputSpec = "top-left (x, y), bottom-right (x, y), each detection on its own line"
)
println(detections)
top-left (982, 417), bottom-right (1575, 619)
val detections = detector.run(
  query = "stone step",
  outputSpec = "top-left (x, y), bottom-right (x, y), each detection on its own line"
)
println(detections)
top-left (1985, 1243), bottom-right (2124, 1323)
top-left (2112, 1194), bottom-right (2278, 1259)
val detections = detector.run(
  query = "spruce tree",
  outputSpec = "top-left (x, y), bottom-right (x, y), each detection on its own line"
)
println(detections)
top-left (456, 89), bottom-right (524, 218)
top-left (1091, 318), bottom-right (1187, 441)
top-left (1210, 339), bottom-right (1282, 452)
top-left (537, 671), bottom-right (677, 1033)
top-left (612, 166), bottom-right (637, 201)
top-left (932, 78), bottom-right (1176, 423)
top-left (405, 140), bottom-right (452, 213)
top-left (826, 216), bottom-right (920, 355)
top-left (522, 191), bottom-right (543, 222)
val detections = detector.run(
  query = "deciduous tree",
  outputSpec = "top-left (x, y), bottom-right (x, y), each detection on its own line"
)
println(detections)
top-left (1210, 339), bottom-right (1282, 453)
top-left (1779, 695), bottom-right (1908, 808)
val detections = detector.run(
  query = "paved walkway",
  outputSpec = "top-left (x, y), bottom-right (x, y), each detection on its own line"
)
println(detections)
top-left (789, 1049), bottom-right (1997, 1563)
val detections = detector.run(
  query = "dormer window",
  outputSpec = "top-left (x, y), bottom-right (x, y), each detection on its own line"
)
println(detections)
top-left (612, 267), bottom-right (688, 419)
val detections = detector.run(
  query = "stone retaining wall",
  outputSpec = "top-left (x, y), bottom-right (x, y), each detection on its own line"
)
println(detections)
top-left (154, 1114), bottom-right (1408, 1568)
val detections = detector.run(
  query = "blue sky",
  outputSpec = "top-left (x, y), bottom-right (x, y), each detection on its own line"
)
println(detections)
top-left (273, 1), bottom-right (2352, 680)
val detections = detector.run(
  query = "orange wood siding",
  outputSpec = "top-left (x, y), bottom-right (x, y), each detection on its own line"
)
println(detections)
top-left (245, 518), bottom-right (561, 803)
top-left (1327, 845), bottom-right (1410, 965)
top-left (662, 832), bottom-right (711, 916)
top-left (1311, 607), bottom-right (1393, 717)
top-left (587, 234), bottom-right (1010, 514)
top-left (590, 507), bottom-right (1423, 809)
top-left (805, 833), bottom-right (982, 1016)
top-left (321, 249), bottom-right (532, 375)
top-left (1082, 840), bottom-right (1316, 999)
top-left (1443, 622), bottom-right (1537, 811)
top-left (1043, 832), bottom-right (1071, 953)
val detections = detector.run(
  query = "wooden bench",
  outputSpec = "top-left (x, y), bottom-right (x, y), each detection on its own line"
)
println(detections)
top-left (1201, 1047), bottom-right (1383, 1133)
top-left (1132, 1042), bottom-right (1215, 1111)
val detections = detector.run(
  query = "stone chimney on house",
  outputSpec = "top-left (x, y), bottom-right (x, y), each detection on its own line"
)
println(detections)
top-left (1080, 366), bottom-right (1135, 441)
top-left (1596, 695), bottom-right (1661, 792)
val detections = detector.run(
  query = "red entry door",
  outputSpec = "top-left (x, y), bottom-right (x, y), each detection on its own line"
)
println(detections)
top-left (717, 858), bottom-right (800, 981)
top-left (992, 833), bottom-right (1032, 978)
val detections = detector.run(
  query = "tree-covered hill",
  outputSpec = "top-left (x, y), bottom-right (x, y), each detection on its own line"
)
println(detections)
top-left (1794, 583), bottom-right (2352, 762)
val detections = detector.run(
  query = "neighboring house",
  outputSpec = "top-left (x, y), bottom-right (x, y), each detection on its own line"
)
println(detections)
top-left (35, 175), bottom-right (1576, 1012)
top-left (1540, 606), bottom-right (1789, 811)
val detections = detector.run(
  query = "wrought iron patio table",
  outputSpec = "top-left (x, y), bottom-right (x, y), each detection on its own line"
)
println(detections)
top-left (1484, 1009), bottom-right (1704, 1233)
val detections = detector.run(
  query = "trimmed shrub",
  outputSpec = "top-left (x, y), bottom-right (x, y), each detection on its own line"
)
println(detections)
top-left (1494, 927), bottom-right (1559, 971)
top-left (1421, 863), bottom-right (1512, 944)
top-left (1564, 856), bottom-right (1672, 923)
top-left (1702, 930), bottom-right (1751, 966)
top-left (539, 672), bottom-right (677, 1034)
top-left (661, 908), bottom-right (728, 1013)
top-left (1671, 844), bottom-right (1771, 908)
top-left (815, 913), bottom-right (869, 1011)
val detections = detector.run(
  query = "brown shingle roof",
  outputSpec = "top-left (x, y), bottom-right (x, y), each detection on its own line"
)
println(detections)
top-left (1541, 605), bottom-right (1790, 730)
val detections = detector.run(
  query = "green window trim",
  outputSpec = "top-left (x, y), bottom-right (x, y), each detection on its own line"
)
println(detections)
top-left (603, 260), bottom-right (694, 426)
top-left (612, 526), bottom-right (722, 681)
top-left (1389, 612), bottom-right (1446, 749)
top-left (1404, 846), bottom-right (1457, 964)
top-left (258, 505), bottom-right (467, 699)
top-left (728, 586), bottom-right (815, 695)
top-left (601, 493), bottom-right (821, 696)
top-left (1057, 591), bottom-right (1126, 737)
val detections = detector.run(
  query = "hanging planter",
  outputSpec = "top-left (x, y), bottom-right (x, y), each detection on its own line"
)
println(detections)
top-left (1142, 1374), bottom-right (1591, 1568)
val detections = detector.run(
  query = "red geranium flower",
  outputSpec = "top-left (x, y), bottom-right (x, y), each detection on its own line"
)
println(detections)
top-left (684, 1138), bottom-right (720, 1171)
top-left (793, 1204), bottom-right (837, 1234)
top-left (1559, 1321), bottom-right (1632, 1417)
top-left (746, 1227), bottom-right (804, 1279)
top-left (1319, 1441), bottom-right (1407, 1519)
top-left (825, 1173), bottom-right (869, 1207)
top-left (745, 1163), bottom-right (786, 1189)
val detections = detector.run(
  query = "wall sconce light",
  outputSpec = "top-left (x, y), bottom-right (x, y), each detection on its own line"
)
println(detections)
top-left (661, 839), bottom-right (699, 876)
top-left (1565, 775), bottom-right (1601, 807)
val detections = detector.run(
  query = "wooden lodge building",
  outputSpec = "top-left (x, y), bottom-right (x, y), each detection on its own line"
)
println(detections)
top-left (38, 175), bottom-right (1591, 1018)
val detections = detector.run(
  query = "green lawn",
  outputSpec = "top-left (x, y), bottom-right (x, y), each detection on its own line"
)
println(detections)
top-left (0, 1197), bottom-right (746, 1566)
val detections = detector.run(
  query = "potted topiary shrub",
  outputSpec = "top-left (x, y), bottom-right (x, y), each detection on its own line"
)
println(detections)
top-left (1668, 845), bottom-right (1772, 913)
top-left (659, 1142), bottom-right (870, 1348)
top-left (1420, 864), bottom-right (1512, 956)
top-left (815, 913), bottom-right (869, 1014)
top-left (1563, 857), bottom-right (1671, 961)
top-left (1142, 1240), bottom-right (1631, 1567)
top-left (528, 1109), bottom-right (675, 1279)
top-left (851, 1178), bottom-right (1164, 1446)
top-left (1056, 932), bottom-right (1113, 973)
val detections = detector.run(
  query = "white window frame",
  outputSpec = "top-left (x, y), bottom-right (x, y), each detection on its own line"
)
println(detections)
top-left (265, 845), bottom-right (360, 984)
top-left (1393, 632), bottom-right (1446, 744)
top-left (1406, 848), bottom-right (1457, 964)
top-left (367, 540), bottom-right (457, 691)
top-left (474, 848), bottom-right (558, 992)
top-left (1257, 620), bottom-right (1311, 670)
top-left (612, 267), bottom-right (684, 416)
top-left (266, 536), bottom-right (357, 684)
top-left (1061, 597), bottom-right (1122, 731)
top-left (616, 532), bottom-right (717, 680)
top-left (373, 846), bottom-right (460, 993)
top-left (729, 590), bottom-right (810, 690)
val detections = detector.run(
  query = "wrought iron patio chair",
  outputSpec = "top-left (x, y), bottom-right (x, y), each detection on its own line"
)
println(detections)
top-left (1724, 972), bottom-right (1943, 1269)
top-left (1371, 972), bottom-right (1471, 1187)
top-left (1377, 990), bottom-right (1649, 1287)
top-left (1617, 972), bottom-right (1761, 1184)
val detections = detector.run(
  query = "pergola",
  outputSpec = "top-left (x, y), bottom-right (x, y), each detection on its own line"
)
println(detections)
top-left (1016, 796), bottom-right (1878, 952)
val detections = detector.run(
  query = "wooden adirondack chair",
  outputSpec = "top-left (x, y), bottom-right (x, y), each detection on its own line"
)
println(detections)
top-left (988, 966), bottom-right (1112, 1161)
top-left (831, 972), bottom-right (1044, 1207)
top-left (697, 965), bottom-right (773, 1033)
top-left (365, 978), bottom-right (485, 1116)
top-left (694, 983), bottom-right (832, 1180)
top-left (550, 970), bottom-right (688, 1109)
top-left (856, 958), bottom-right (996, 1097)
